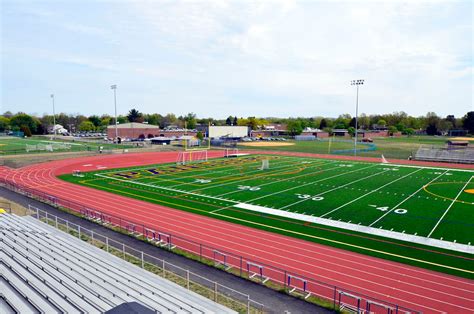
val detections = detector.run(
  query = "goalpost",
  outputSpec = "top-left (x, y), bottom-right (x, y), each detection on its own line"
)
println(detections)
top-left (176, 150), bottom-right (208, 165)
top-left (176, 121), bottom-right (210, 165)
top-left (224, 148), bottom-right (239, 158)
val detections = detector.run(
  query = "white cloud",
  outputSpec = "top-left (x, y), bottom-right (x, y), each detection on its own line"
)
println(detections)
top-left (2, 0), bottom-right (472, 117)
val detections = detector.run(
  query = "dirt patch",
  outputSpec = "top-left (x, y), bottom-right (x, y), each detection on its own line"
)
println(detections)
top-left (0, 197), bottom-right (29, 216)
top-left (239, 142), bottom-right (295, 147)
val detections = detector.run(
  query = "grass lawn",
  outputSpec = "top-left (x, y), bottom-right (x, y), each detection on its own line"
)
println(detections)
top-left (0, 136), bottom-right (133, 155)
top-left (238, 136), bottom-right (450, 159)
top-left (60, 154), bottom-right (474, 279)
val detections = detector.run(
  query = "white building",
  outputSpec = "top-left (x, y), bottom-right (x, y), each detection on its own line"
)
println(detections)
top-left (208, 126), bottom-right (248, 138)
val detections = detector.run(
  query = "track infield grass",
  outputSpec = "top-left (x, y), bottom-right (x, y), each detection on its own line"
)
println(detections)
top-left (59, 154), bottom-right (474, 279)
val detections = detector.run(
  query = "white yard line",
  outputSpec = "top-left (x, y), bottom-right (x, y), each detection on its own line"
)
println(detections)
top-left (139, 156), bottom-right (306, 188)
top-left (169, 158), bottom-right (331, 189)
top-left (320, 168), bottom-right (424, 218)
top-left (368, 170), bottom-right (449, 227)
top-left (383, 163), bottom-right (474, 173)
top-left (427, 175), bottom-right (473, 238)
top-left (94, 173), bottom-right (237, 204)
top-left (211, 164), bottom-right (379, 213)
top-left (231, 203), bottom-right (474, 254)
top-left (279, 167), bottom-right (395, 210)
top-left (191, 160), bottom-right (338, 194)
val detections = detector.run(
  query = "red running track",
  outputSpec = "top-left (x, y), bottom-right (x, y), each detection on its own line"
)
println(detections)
top-left (1, 151), bottom-right (473, 313)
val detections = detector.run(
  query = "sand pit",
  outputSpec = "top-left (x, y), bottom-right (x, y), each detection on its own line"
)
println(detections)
top-left (239, 142), bottom-right (295, 147)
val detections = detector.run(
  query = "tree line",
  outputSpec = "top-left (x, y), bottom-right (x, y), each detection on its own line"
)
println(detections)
top-left (1, 109), bottom-right (473, 137)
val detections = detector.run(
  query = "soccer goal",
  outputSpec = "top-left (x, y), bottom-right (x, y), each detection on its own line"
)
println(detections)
top-left (72, 170), bottom-right (84, 177)
top-left (25, 144), bottom-right (37, 152)
top-left (176, 150), bottom-right (208, 165)
top-left (224, 148), bottom-right (239, 158)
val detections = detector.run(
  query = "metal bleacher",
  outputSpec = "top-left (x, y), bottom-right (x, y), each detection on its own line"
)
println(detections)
top-left (0, 213), bottom-right (237, 314)
top-left (414, 147), bottom-right (474, 164)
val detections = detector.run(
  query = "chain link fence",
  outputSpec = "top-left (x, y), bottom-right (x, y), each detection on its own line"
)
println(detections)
top-left (1, 179), bottom-right (419, 314)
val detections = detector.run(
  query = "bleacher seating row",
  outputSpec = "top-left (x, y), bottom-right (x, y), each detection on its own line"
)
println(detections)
top-left (0, 213), bottom-right (236, 314)
top-left (414, 147), bottom-right (474, 164)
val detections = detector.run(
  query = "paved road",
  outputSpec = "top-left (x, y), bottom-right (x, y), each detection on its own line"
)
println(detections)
top-left (0, 187), bottom-right (333, 314)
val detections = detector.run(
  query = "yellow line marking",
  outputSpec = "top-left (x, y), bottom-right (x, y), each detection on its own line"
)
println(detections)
top-left (423, 181), bottom-right (474, 205)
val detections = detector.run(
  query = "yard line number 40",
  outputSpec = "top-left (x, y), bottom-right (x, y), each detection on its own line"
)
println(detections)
top-left (369, 204), bottom-right (407, 214)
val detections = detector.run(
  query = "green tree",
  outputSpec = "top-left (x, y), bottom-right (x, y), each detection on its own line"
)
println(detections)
top-left (395, 122), bottom-right (406, 132)
top-left (145, 113), bottom-right (163, 126)
top-left (405, 128), bottom-right (415, 136)
top-left (287, 120), bottom-right (303, 136)
top-left (377, 119), bottom-right (387, 127)
top-left (319, 118), bottom-right (328, 129)
top-left (196, 131), bottom-right (204, 141)
top-left (127, 109), bottom-right (143, 123)
top-left (117, 115), bottom-right (128, 124)
top-left (78, 120), bottom-right (95, 131)
top-left (333, 122), bottom-right (346, 129)
top-left (463, 111), bottom-right (474, 134)
top-left (88, 115), bottom-right (101, 127)
top-left (184, 113), bottom-right (197, 129)
top-left (347, 127), bottom-right (355, 137)
top-left (247, 117), bottom-right (260, 130)
top-left (438, 120), bottom-right (453, 134)
top-left (425, 112), bottom-right (440, 135)
top-left (162, 113), bottom-right (177, 127)
top-left (10, 113), bottom-right (38, 133)
top-left (225, 116), bottom-right (232, 126)
top-left (349, 117), bottom-right (356, 128)
top-left (0, 116), bottom-right (10, 131)
top-left (233, 116), bottom-right (238, 126)
top-left (388, 126), bottom-right (398, 136)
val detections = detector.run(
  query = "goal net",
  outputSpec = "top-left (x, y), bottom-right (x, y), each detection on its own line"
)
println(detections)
top-left (224, 148), bottom-right (239, 158)
top-left (260, 159), bottom-right (269, 170)
top-left (72, 170), bottom-right (84, 177)
top-left (25, 144), bottom-right (37, 152)
top-left (177, 150), bottom-right (208, 165)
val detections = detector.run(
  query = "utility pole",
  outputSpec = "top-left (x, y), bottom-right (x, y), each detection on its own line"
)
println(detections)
top-left (111, 85), bottom-right (118, 140)
top-left (350, 79), bottom-right (364, 156)
top-left (50, 94), bottom-right (56, 138)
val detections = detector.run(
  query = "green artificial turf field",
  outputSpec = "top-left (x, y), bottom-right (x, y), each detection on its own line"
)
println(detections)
top-left (60, 154), bottom-right (474, 278)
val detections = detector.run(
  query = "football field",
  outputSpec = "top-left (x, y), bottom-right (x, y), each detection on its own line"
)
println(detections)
top-left (60, 154), bottom-right (474, 277)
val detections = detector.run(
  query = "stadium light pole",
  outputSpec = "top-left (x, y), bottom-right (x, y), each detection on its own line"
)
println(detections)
top-left (50, 94), bottom-right (56, 138)
top-left (111, 85), bottom-right (118, 140)
top-left (351, 79), bottom-right (364, 157)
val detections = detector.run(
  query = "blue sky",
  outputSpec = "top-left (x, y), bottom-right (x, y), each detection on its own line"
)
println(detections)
top-left (1, 0), bottom-right (472, 118)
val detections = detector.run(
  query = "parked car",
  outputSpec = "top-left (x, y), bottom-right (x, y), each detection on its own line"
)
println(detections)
top-left (361, 138), bottom-right (373, 143)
